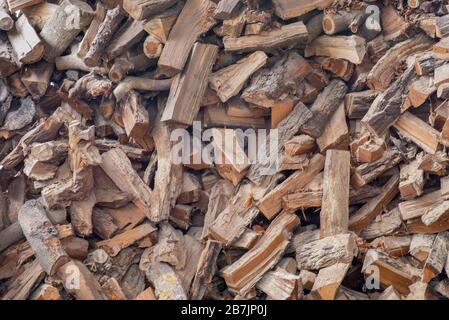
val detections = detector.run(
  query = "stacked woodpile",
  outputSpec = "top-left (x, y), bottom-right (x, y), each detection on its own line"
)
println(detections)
top-left (2, 0), bottom-right (449, 301)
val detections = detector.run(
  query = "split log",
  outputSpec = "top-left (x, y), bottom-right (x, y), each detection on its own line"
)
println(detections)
top-left (316, 102), bottom-right (349, 152)
top-left (100, 148), bottom-right (153, 219)
top-left (323, 9), bottom-right (368, 35)
top-left (223, 21), bottom-right (308, 53)
top-left (320, 150), bottom-right (350, 238)
top-left (161, 43), bottom-right (218, 126)
top-left (349, 173), bottom-right (399, 233)
top-left (257, 153), bottom-right (325, 220)
top-left (393, 112), bottom-right (440, 155)
top-left (272, 0), bottom-right (333, 20)
top-left (360, 208), bottom-right (402, 240)
top-left (301, 79), bottom-right (347, 138)
top-left (120, 90), bottom-right (149, 138)
top-left (123, 0), bottom-right (178, 20)
top-left (0, 33), bottom-right (21, 78)
top-left (22, 2), bottom-right (59, 31)
top-left (190, 240), bottom-right (222, 300)
top-left (1, 260), bottom-right (45, 300)
top-left (102, 277), bottom-right (127, 300)
top-left (6, 0), bottom-right (42, 12)
top-left (256, 268), bottom-right (299, 300)
top-left (214, 0), bottom-right (240, 20)
top-left (399, 159), bottom-right (425, 200)
top-left (296, 233), bottom-right (357, 270)
top-left (40, 0), bottom-right (95, 62)
top-left (362, 249), bottom-right (419, 294)
top-left (143, 35), bottom-right (163, 59)
top-left (408, 76), bottom-right (436, 108)
top-left (312, 263), bottom-right (351, 300)
top-left (105, 18), bottom-right (146, 61)
top-left (0, 1), bottom-right (12, 31)
top-left (70, 192), bottom-right (96, 237)
top-left (97, 223), bottom-right (156, 257)
top-left (157, 0), bottom-right (216, 75)
top-left (367, 35), bottom-right (432, 91)
top-left (422, 232), bottom-right (449, 282)
top-left (345, 90), bottom-right (378, 119)
top-left (209, 51), bottom-right (267, 103)
top-left (7, 13), bottom-right (43, 64)
top-left (409, 234), bottom-right (436, 262)
top-left (143, 1), bottom-right (183, 43)
top-left (305, 35), bottom-right (366, 65)
top-left (145, 262), bottom-right (187, 300)
top-left (18, 199), bottom-right (70, 275)
top-left (20, 61), bottom-right (54, 99)
top-left (381, 5), bottom-right (409, 42)
top-left (399, 190), bottom-right (442, 221)
top-left (222, 212), bottom-right (299, 296)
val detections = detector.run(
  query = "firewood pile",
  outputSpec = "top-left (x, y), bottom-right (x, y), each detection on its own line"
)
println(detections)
top-left (2, 0), bottom-right (449, 301)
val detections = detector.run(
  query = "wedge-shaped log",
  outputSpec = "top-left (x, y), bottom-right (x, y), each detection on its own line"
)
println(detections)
top-left (222, 212), bottom-right (299, 296)
top-left (161, 43), bottom-right (218, 126)
top-left (312, 263), bottom-right (351, 300)
top-left (422, 232), bottom-right (449, 283)
top-left (209, 51), bottom-right (267, 103)
top-left (158, 0), bottom-right (216, 75)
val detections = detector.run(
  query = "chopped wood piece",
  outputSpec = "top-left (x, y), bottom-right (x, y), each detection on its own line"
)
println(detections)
top-left (100, 148), bottom-right (153, 219)
top-left (422, 232), bottom-right (449, 282)
top-left (320, 150), bottom-right (350, 238)
top-left (97, 223), bottom-right (156, 257)
top-left (258, 153), bottom-right (325, 220)
top-left (145, 262), bottom-right (187, 300)
top-left (157, 0), bottom-right (216, 75)
top-left (18, 199), bottom-right (70, 275)
top-left (360, 208), bottom-right (402, 240)
top-left (190, 240), bottom-right (222, 300)
top-left (7, 14), bottom-right (43, 64)
top-left (345, 90), bottom-right (379, 119)
top-left (312, 263), bottom-right (351, 300)
top-left (113, 76), bottom-right (172, 101)
top-left (70, 191), bottom-right (96, 237)
top-left (256, 267), bottom-right (299, 300)
top-left (296, 233), bottom-right (357, 271)
top-left (143, 2), bottom-right (183, 43)
top-left (272, 0), bottom-right (333, 20)
top-left (30, 284), bottom-right (62, 300)
top-left (7, 0), bottom-right (42, 12)
top-left (105, 18), bottom-right (146, 61)
top-left (120, 90), bottom-right (149, 138)
top-left (0, 33), bottom-right (21, 77)
top-left (143, 35), bottom-right (163, 59)
top-left (223, 21), bottom-right (308, 53)
top-left (399, 159), bottom-right (426, 200)
top-left (21, 61), bottom-right (53, 99)
top-left (362, 249), bottom-right (418, 294)
top-left (209, 51), bottom-right (267, 103)
top-left (123, 0), bottom-right (178, 20)
top-left (349, 173), bottom-right (399, 233)
top-left (214, 0), bottom-right (240, 20)
top-left (394, 112), bottom-right (440, 155)
top-left (305, 35), bottom-right (366, 65)
top-left (222, 212), bottom-right (299, 296)
top-left (40, 0), bottom-right (94, 62)
top-left (1, 260), bottom-right (45, 300)
top-left (316, 102), bottom-right (349, 152)
top-left (301, 79), bottom-right (347, 138)
top-left (410, 234), bottom-right (436, 262)
top-left (161, 43), bottom-right (218, 125)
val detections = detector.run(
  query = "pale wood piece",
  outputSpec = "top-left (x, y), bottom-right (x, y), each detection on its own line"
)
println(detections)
top-left (70, 191), bottom-right (96, 237)
top-left (393, 112), bottom-right (440, 155)
top-left (100, 148), bottom-right (153, 219)
top-left (422, 232), bottom-right (449, 283)
top-left (256, 268), bottom-right (299, 300)
top-left (157, 0), bottom-right (216, 75)
top-left (40, 0), bottom-right (95, 62)
top-left (367, 35), bottom-right (432, 91)
top-left (202, 104), bottom-right (266, 129)
top-left (301, 79), bottom-right (348, 138)
top-left (409, 234), bottom-right (436, 262)
top-left (381, 5), bottom-right (409, 42)
top-left (223, 21), bottom-right (308, 53)
top-left (18, 199), bottom-right (69, 275)
top-left (360, 208), bottom-right (402, 241)
top-left (190, 240), bottom-right (222, 300)
top-left (399, 159), bottom-right (425, 200)
top-left (377, 286), bottom-right (401, 300)
top-left (143, 2), bottom-right (183, 43)
top-left (209, 51), bottom-right (267, 103)
top-left (296, 233), bottom-right (357, 270)
top-left (305, 35), bottom-right (366, 65)
top-left (120, 90), bottom-right (149, 138)
top-left (143, 34), bottom-right (163, 59)
top-left (93, 166), bottom-right (130, 209)
top-left (362, 249), bottom-right (419, 294)
top-left (145, 262), bottom-right (187, 300)
top-left (22, 2), bottom-right (59, 31)
top-left (257, 154), bottom-right (325, 220)
top-left (6, 0), bottom-right (41, 12)
top-left (272, 0), bottom-right (333, 20)
top-left (351, 149), bottom-right (401, 189)
top-left (20, 61), bottom-right (54, 99)
top-left (123, 0), bottom-right (177, 20)
top-left (113, 76), bottom-right (172, 101)
top-left (57, 260), bottom-right (107, 300)
top-left (299, 270), bottom-right (316, 291)
top-left (0, 33), bottom-right (21, 78)
top-left (399, 190), bottom-right (442, 221)
top-left (161, 43), bottom-right (218, 126)
top-left (320, 150), bottom-right (350, 238)
top-left (214, 0), bottom-right (240, 20)
top-left (312, 263), bottom-right (351, 300)
top-left (436, 14), bottom-right (449, 38)
top-left (422, 201), bottom-right (449, 226)
top-left (408, 76), bottom-right (436, 108)
top-left (7, 13), bottom-right (43, 64)
top-left (92, 208), bottom-right (119, 239)
top-left (175, 234), bottom-right (204, 293)
top-left (149, 100), bottom-right (183, 222)
top-left (222, 212), bottom-right (299, 296)
top-left (442, 176), bottom-right (449, 200)
top-left (316, 102), bottom-right (349, 152)
top-left (284, 135), bottom-right (316, 156)
top-left (349, 173), bottom-right (399, 233)
top-left (97, 223), bottom-right (156, 257)
top-left (433, 37), bottom-right (449, 60)
top-left (322, 8), bottom-right (368, 35)
top-left (434, 63), bottom-right (449, 86)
